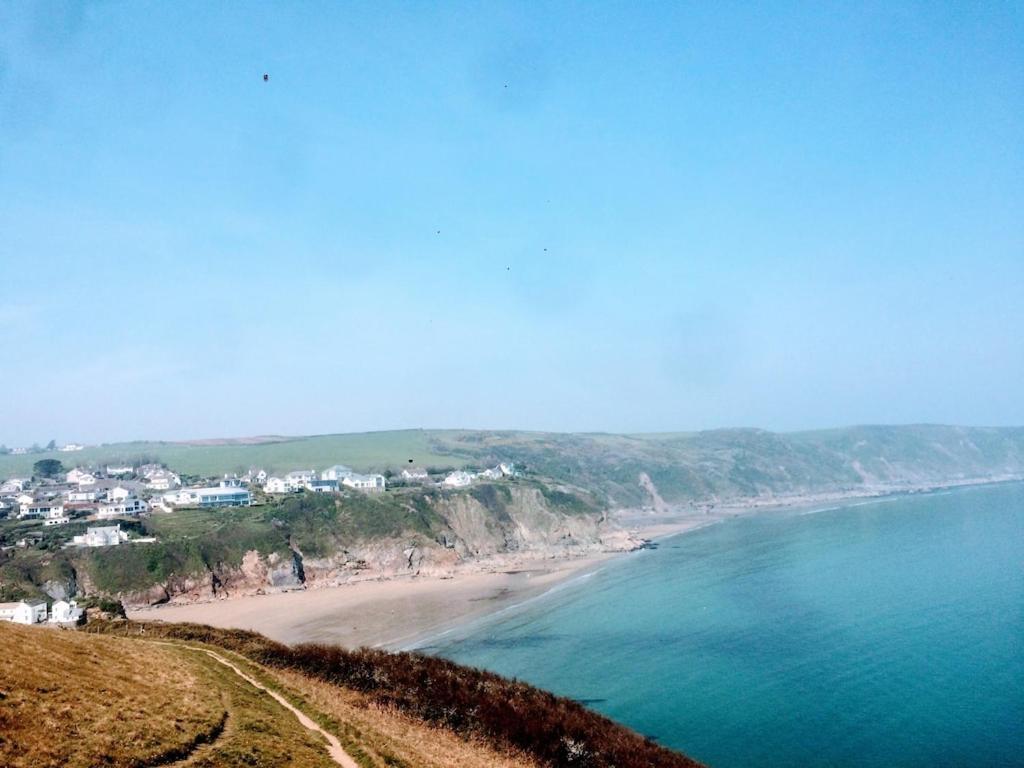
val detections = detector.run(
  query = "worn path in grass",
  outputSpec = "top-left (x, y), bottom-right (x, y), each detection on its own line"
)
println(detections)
top-left (156, 642), bottom-right (360, 768)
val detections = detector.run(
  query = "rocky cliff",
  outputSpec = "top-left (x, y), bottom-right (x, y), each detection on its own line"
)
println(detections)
top-left (101, 485), bottom-right (642, 608)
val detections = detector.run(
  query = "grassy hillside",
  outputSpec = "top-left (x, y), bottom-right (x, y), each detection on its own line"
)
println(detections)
top-left (0, 430), bottom-right (471, 478)
top-left (5, 426), bottom-right (1021, 507)
top-left (0, 620), bottom-right (702, 768)
top-left (427, 425), bottom-right (1024, 505)
top-left (85, 620), bottom-right (705, 768)
top-left (0, 622), bottom-right (336, 768)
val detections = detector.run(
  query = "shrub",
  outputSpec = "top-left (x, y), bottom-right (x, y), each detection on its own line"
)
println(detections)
top-left (87, 621), bottom-right (703, 768)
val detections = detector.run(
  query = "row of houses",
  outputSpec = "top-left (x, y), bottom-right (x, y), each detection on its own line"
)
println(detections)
top-left (263, 466), bottom-right (387, 495)
top-left (3, 443), bottom-right (85, 455)
top-left (10, 485), bottom-right (149, 525)
top-left (441, 462), bottom-right (516, 488)
top-left (66, 465), bottom-right (181, 491)
top-left (159, 485), bottom-right (251, 509)
top-left (0, 598), bottom-right (83, 625)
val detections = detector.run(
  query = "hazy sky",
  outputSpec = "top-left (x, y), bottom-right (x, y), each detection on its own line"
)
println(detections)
top-left (1, 1), bottom-right (1022, 445)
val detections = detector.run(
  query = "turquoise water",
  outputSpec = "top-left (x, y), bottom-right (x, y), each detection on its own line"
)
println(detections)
top-left (428, 483), bottom-right (1024, 767)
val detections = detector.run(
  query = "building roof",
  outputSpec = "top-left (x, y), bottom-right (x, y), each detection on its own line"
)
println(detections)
top-left (189, 486), bottom-right (250, 495)
top-left (88, 525), bottom-right (121, 533)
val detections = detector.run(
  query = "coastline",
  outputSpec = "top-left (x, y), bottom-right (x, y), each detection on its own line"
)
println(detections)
top-left (129, 475), bottom-right (1022, 649)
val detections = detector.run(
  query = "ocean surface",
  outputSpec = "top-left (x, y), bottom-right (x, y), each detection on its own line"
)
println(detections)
top-left (427, 483), bottom-right (1024, 767)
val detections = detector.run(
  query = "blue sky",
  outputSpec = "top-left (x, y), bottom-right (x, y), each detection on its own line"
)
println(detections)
top-left (1, 1), bottom-right (1022, 445)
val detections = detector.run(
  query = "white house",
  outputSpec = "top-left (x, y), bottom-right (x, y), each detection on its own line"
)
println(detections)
top-left (49, 599), bottom-right (83, 624)
top-left (66, 488), bottom-right (100, 503)
top-left (341, 473), bottom-right (386, 493)
top-left (401, 467), bottom-right (429, 482)
top-left (189, 487), bottom-right (251, 508)
top-left (58, 443), bottom-right (85, 452)
top-left (478, 463), bottom-right (517, 481)
top-left (73, 525), bottom-right (128, 547)
top-left (1, 478), bottom-right (29, 493)
top-left (285, 470), bottom-right (316, 489)
top-left (162, 489), bottom-right (196, 506)
top-left (144, 469), bottom-right (180, 491)
top-left (264, 477), bottom-right (290, 494)
top-left (20, 499), bottom-right (65, 520)
top-left (305, 478), bottom-right (338, 493)
top-left (66, 468), bottom-right (96, 486)
top-left (96, 497), bottom-right (147, 518)
top-left (442, 471), bottom-right (474, 488)
top-left (106, 465), bottom-right (134, 477)
top-left (107, 486), bottom-right (132, 502)
top-left (0, 599), bottom-right (48, 624)
top-left (321, 465), bottom-right (353, 482)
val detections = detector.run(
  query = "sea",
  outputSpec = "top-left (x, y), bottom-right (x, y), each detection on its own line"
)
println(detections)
top-left (426, 482), bottom-right (1024, 767)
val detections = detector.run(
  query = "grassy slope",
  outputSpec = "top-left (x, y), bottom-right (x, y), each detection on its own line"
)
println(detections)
top-left (0, 430), bottom-right (470, 477)
top-left (87, 620), bottom-right (704, 768)
top-left (429, 425), bottom-right (1024, 505)
top-left (0, 622), bottom-right (335, 768)
top-left (5, 426), bottom-right (1021, 508)
top-left (3, 619), bottom-right (694, 768)
top-left (0, 621), bottom-right (546, 768)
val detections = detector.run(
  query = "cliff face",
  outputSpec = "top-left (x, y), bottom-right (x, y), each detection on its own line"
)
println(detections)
top-left (112, 486), bottom-right (641, 608)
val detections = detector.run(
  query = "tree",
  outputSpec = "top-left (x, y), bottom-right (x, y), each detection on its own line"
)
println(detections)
top-left (32, 459), bottom-right (65, 479)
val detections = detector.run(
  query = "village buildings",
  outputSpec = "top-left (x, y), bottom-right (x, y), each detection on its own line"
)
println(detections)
top-left (73, 525), bottom-right (129, 547)
top-left (443, 470), bottom-right (474, 488)
top-left (341, 473), bottom-right (386, 493)
top-left (143, 468), bottom-right (180, 491)
top-left (49, 599), bottom-right (83, 624)
top-left (401, 467), bottom-right (429, 482)
top-left (0, 599), bottom-right (48, 625)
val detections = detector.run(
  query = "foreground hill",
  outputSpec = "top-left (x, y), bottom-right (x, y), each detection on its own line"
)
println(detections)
top-left (0, 620), bottom-right (704, 768)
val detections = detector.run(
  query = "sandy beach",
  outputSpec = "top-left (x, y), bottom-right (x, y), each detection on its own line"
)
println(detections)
top-left (130, 478), bottom-right (1019, 650)
top-left (132, 552), bottom-right (615, 649)
top-left (130, 514), bottom-right (716, 650)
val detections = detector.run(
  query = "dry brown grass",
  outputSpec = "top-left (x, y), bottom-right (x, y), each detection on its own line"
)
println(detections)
top-left (0, 622), bottom-right (338, 768)
top-left (86, 621), bottom-right (705, 768)
top-left (269, 665), bottom-right (542, 768)
top-left (0, 622), bottom-right (223, 767)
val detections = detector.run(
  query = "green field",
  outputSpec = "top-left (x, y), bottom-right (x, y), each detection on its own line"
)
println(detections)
top-left (0, 430), bottom-right (472, 478)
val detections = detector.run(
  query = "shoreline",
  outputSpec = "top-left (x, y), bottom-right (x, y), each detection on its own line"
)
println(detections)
top-left (130, 475), bottom-right (1022, 649)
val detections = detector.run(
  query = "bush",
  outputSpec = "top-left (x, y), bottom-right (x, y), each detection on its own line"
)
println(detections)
top-left (87, 621), bottom-right (703, 768)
